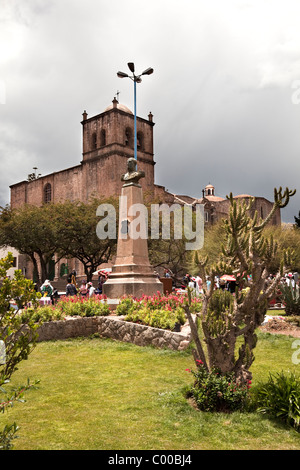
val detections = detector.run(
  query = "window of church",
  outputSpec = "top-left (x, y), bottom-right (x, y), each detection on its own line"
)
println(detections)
top-left (100, 129), bottom-right (106, 147)
top-left (91, 132), bottom-right (97, 150)
top-left (137, 131), bottom-right (144, 151)
top-left (44, 183), bottom-right (52, 204)
top-left (125, 127), bottom-right (133, 148)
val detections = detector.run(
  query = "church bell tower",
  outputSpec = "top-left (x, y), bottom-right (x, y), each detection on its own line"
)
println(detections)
top-left (80, 98), bottom-right (156, 197)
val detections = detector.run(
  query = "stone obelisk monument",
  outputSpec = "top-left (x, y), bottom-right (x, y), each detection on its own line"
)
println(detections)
top-left (103, 157), bottom-right (163, 299)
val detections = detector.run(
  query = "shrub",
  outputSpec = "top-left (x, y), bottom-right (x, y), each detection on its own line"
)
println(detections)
top-left (280, 284), bottom-right (300, 316)
top-left (115, 296), bottom-right (136, 316)
top-left (83, 298), bottom-right (110, 317)
top-left (116, 292), bottom-right (202, 324)
top-left (125, 306), bottom-right (186, 331)
top-left (20, 296), bottom-right (111, 323)
top-left (0, 423), bottom-right (19, 450)
top-left (252, 371), bottom-right (300, 431)
top-left (186, 361), bottom-right (251, 412)
top-left (20, 306), bottom-right (63, 323)
top-left (55, 295), bottom-right (111, 317)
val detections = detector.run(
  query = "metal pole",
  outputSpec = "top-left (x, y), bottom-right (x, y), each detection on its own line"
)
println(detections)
top-left (134, 78), bottom-right (137, 161)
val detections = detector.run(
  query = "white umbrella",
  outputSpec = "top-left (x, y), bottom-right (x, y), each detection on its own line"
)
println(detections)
top-left (92, 268), bottom-right (112, 275)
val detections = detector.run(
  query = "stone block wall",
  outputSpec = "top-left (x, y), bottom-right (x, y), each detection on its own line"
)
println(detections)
top-left (97, 316), bottom-right (191, 351)
top-left (36, 316), bottom-right (100, 342)
top-left (35, 316), bottom-right (191, 351)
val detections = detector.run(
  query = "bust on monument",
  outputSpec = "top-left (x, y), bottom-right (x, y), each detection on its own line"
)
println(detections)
top-left (121, 158), bottom-right (145, 187)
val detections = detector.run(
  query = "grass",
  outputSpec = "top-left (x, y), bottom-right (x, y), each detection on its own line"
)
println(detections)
top-left (267, 309), bottom-right (286, 315)
top-left (1, 331), bottom-right (300, 450)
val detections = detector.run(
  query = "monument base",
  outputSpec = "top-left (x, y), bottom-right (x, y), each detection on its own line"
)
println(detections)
top-left (103, 263), bottom-right (163, 299)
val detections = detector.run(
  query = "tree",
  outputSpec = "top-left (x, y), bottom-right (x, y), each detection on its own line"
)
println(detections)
top-left (0, 253), bottom-right (41, 449)
top-left (0, 197), bottom-right (119, 285)
top-left (148, 203), bottom-right (200, 284)
top-left (185, 186), bottom-right (296, 385)
top-left (188, 221), bottom-right (226, 273)
top-left (262, 224), bottom-right (300, 273)
top-left (54, 198), bottom-right (118, 282)
top-left (149, 238), bottom-right (193, 284)
top-left (0, 204), bottom-right (64, 285)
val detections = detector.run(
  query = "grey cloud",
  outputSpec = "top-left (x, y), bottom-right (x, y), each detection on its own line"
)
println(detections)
top-left (0, 0), bottom-right (299, 223)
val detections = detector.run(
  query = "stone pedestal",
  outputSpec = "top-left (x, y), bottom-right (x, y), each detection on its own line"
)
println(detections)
top-left (103, 183), bottom-right (163, 299)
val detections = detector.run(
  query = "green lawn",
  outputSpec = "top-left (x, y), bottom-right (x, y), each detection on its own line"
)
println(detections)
top-left (2, 331), bottom-right (300, 450)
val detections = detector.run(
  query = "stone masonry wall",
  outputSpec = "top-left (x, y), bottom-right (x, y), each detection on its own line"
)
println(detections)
top-left (97, 316), bottom-right (191, 351)
top-left (36, 316), bottom-right (100, 342)
top-left (35, 315), bottom-right (191, 351)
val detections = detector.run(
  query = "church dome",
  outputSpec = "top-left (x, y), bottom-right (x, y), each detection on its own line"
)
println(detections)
top-left (204, 183), bottom-right (215, 197)
top-left (104, 99), bottom-right (133, 114)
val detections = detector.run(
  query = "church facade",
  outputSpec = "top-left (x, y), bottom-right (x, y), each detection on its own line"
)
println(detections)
top-left (172, 182), bottom-right (280, 227)
top-left (10, 98), bottom-right (171, 209)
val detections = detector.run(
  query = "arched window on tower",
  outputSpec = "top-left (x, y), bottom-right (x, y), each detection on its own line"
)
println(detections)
top-left (100, 129), bottom-right (106, 147)
top-left (91, 132), bottom-right (97, 150)
top-left (137, 131), bottom-right (144, 151)
top-left (125, 127), bottom-right (133, 148)
top-left (205, 184), bottom-right (215, 197)
top-left (44, 183), bottom-right (52, 204)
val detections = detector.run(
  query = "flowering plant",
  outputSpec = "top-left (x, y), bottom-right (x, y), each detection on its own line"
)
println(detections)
top-left (124, 306), bottom-right (185, 331)
top-left (115, 291), bottom-right (201, 330)
top-left (186, 360), bottom-right (251, 412)
top-left (116, 291), bottom-right (202, 317)
top-left (56, 294), bottom-right (110, 317)
top-left (20, 294), bottom-right (110, 322)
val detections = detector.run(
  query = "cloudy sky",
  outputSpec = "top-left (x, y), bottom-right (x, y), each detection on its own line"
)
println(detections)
top-left (1, 0), bottom-right (300, 223)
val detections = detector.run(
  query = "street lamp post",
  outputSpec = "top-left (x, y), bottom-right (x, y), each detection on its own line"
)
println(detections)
top-left (117, 63), bottom-right (154, 163)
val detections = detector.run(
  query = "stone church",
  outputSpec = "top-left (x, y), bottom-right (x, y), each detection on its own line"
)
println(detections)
top-left (9, 98), bottom-right (281, 282)
top-left (10, 97), bottom-right (172, 209)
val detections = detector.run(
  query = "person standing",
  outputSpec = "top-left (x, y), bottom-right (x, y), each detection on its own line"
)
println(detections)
top-left (195, 276), bottom-right (203, 296)
top-left (41, 280), bottom-right (53, 297)
top-left (41, 279), bottom-right (54, 304)
top-left (79, 281), bottom-right (88, 297)
top-left (66, 277), bottom-right (78, 296)
top-left (71, 269), bottom-right (77, 288)
top-left (87, 282), bottom-right (95, 297)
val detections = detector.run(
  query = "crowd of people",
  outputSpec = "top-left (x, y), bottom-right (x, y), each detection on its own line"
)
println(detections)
top-left (181, 273), bottom-right (229, 295)
top-left (39, 270), bottom-right (108, 303)
top-left (65, 271), bottom-right (107, 298)
top-left (38, 268), bottom-right (299, 305)
top-left (180, 271), bottom-right (300, 296)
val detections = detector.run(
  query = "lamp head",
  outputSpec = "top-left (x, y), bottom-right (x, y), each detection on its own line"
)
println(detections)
top-left (142, 67), bottom-right (154, 76)
top-left (127, 62), bottom-right (135, 73)
top-left (117, 71), bottom-right (129, 78)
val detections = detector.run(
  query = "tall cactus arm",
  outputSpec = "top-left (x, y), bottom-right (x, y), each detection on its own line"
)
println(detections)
top-left (274, 187), bottom-right (296, 209)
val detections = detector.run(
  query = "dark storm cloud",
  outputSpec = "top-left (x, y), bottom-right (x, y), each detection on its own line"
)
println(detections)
top-left (0, 0), bottom-right (300, 222)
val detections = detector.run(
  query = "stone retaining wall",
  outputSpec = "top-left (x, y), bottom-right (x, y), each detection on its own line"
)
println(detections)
top-left (97, 316), bottom-right (191, 351)
top-left (36, 316), bottom-right (192, 351)
top-left (36, 316), bottom-right (100, 342)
